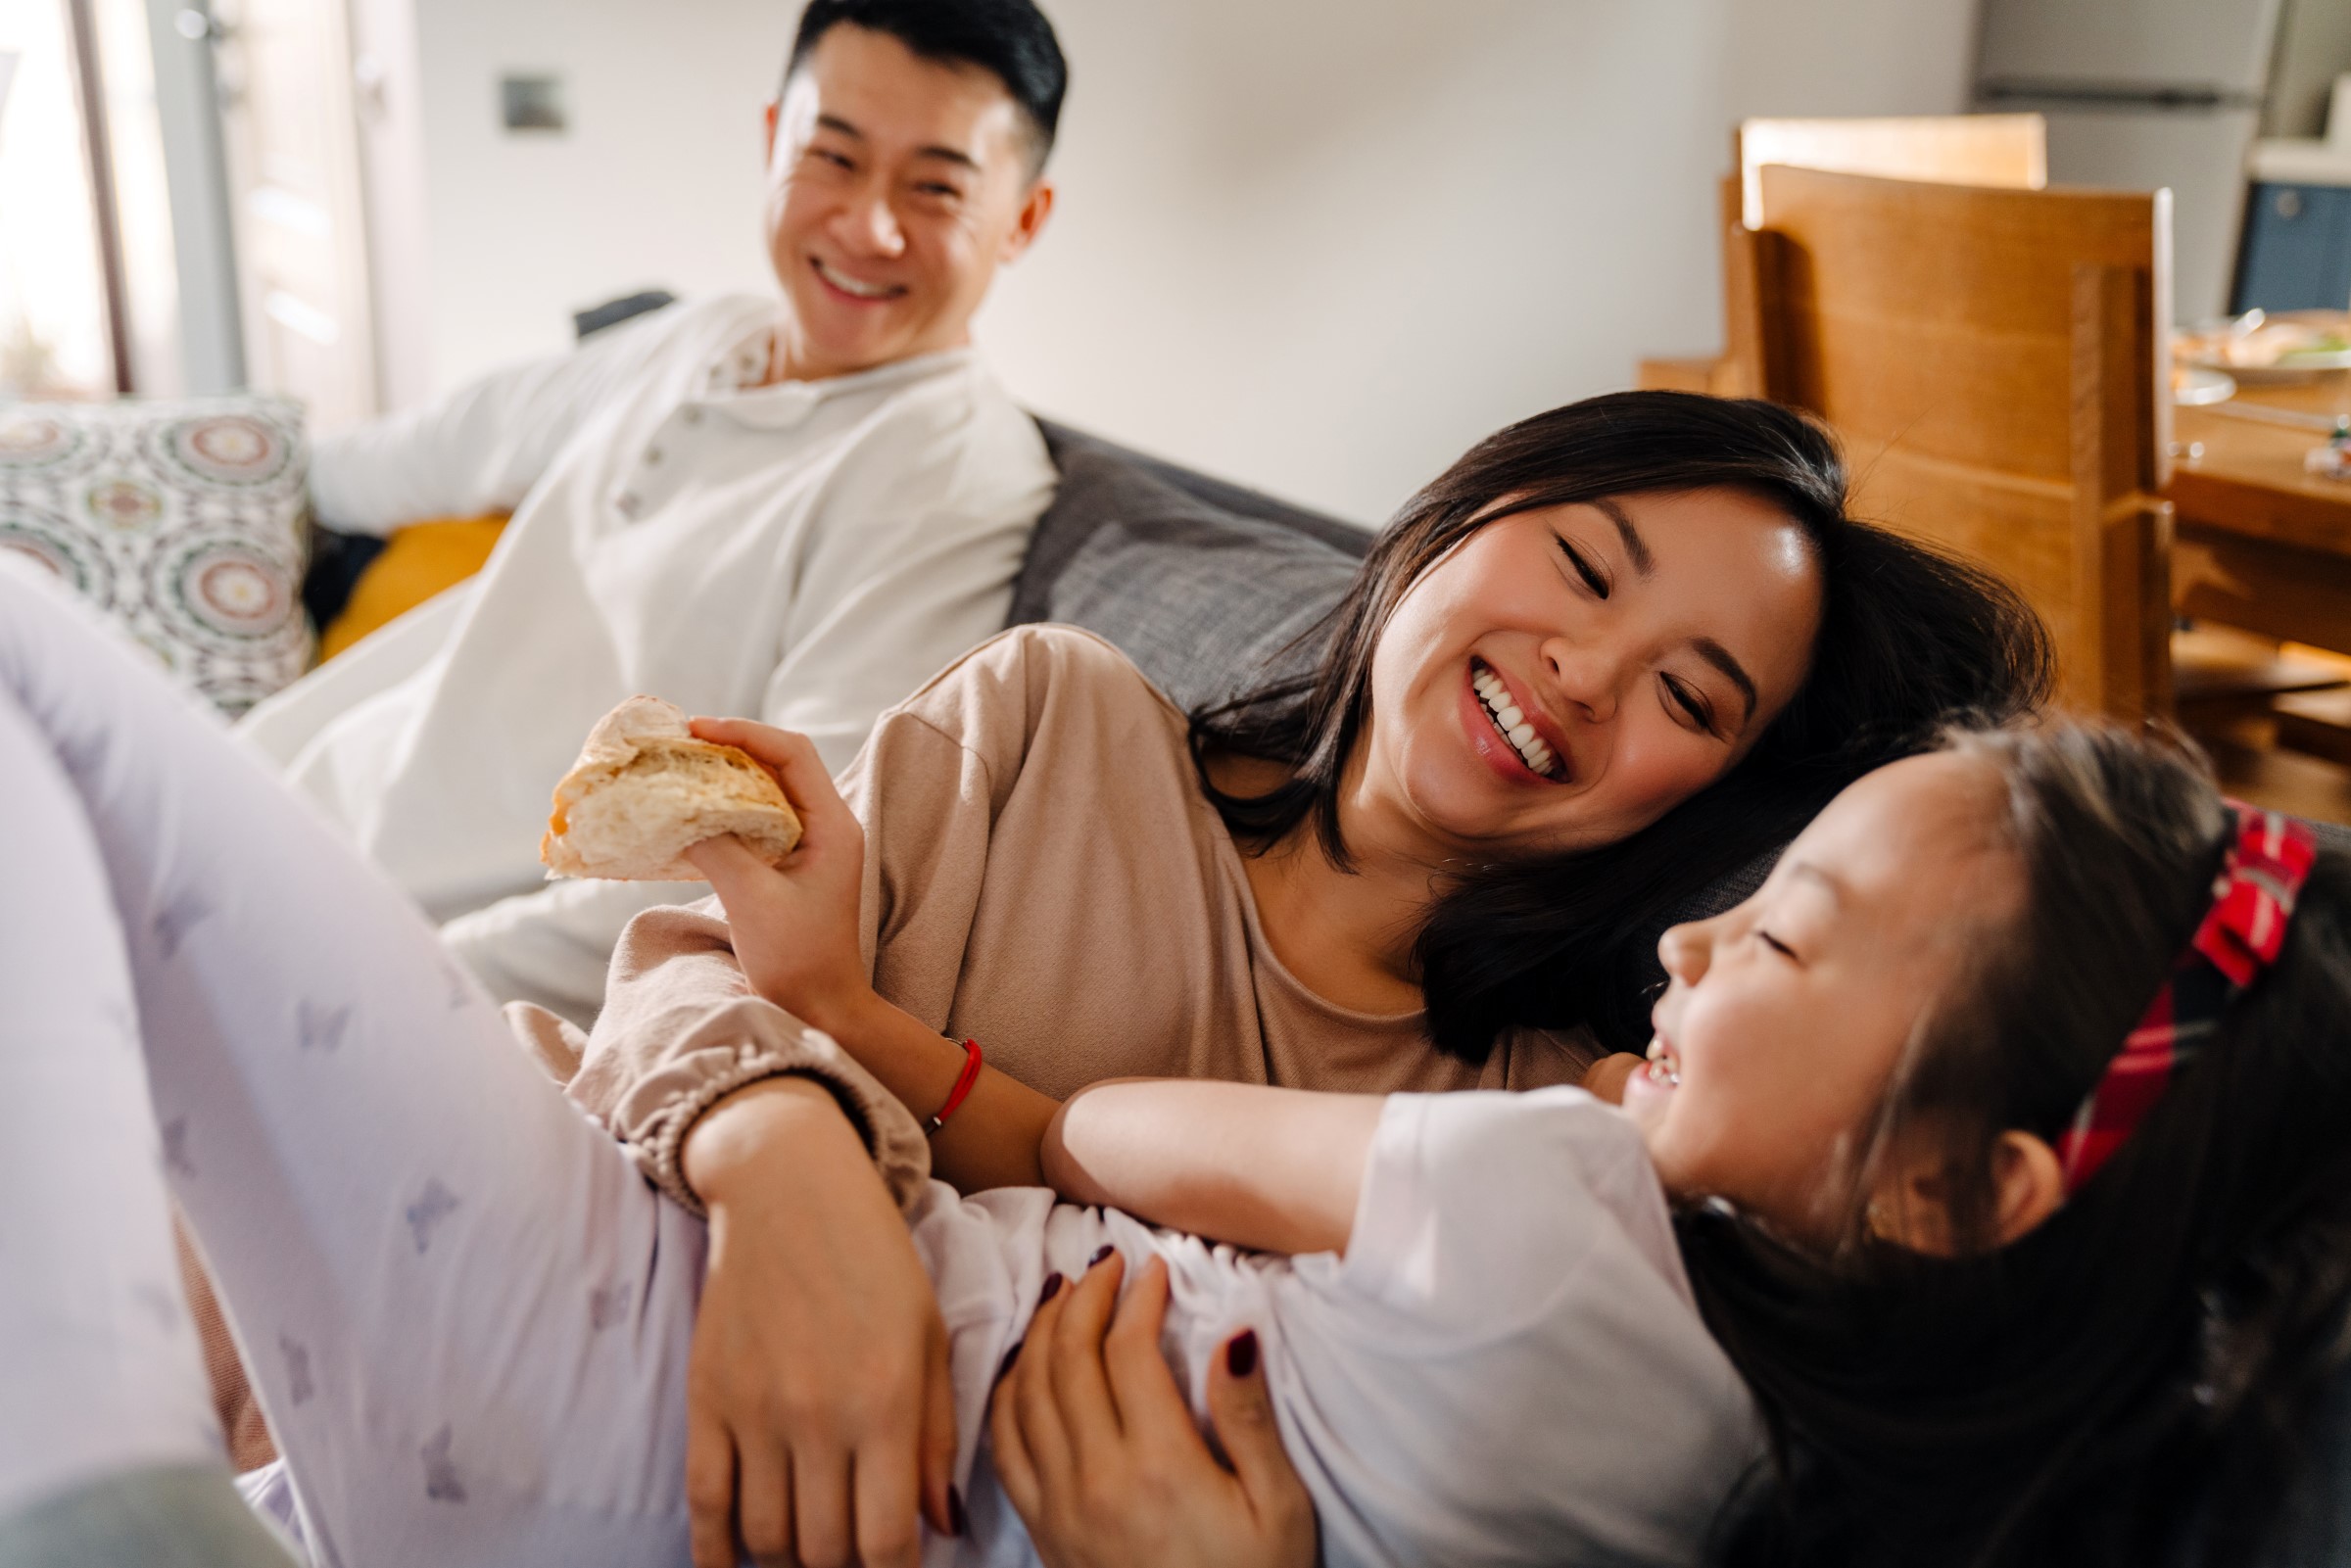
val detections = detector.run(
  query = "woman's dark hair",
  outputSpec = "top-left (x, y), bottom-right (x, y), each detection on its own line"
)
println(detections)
top-left (787, 0), bottom-right (1068, 172)
top-left (1686, 723), bottom-right (2351, 1568)
top-left (1190, 389), bottom-right (2054, 1056)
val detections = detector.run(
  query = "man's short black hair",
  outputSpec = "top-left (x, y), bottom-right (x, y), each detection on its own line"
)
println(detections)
top-left (785, 0), bottom-right (1068, 174)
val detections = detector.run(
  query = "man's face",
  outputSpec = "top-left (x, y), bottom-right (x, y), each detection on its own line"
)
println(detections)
top-left (763, 24), bottom-right (1053, 381)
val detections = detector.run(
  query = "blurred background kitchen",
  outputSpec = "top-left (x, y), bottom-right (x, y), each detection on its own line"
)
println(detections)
top-left (24, 0), bottom-right (2351, 825)
top-left (9, 0), bottom-right (2345, 522)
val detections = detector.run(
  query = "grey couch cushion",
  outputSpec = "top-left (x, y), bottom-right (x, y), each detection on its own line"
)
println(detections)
top-left (1009, 422), bottom-right (1367, 716)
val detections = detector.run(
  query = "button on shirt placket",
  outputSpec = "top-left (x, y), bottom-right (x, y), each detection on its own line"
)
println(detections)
top-left (617, 403), bottom-right (698, 521)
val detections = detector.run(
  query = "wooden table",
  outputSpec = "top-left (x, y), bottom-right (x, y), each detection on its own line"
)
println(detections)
top-left (2171, 375), bottom-right (2351, 652)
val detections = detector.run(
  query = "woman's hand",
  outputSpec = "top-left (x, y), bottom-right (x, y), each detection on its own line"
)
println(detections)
top-left (682, 1078), bottom-right (960, 1568)
top-left (991, 1252), bottom-right (1318, 1568)
top-left (683, 717), bottom-right (873, 1037)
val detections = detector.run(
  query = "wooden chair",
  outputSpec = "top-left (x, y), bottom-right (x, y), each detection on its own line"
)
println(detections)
top-left (1648, 116), bottom-right (2049, 399)
top-left (1733, 115), bottom-right (2046, 230)
top-left (1731, 165), bottom-right (2172, 720)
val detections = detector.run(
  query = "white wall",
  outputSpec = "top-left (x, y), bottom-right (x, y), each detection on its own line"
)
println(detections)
top-left (400, 0), bottom-right (1980, 523)
top-left (407, 0), bottom-right (791, 385)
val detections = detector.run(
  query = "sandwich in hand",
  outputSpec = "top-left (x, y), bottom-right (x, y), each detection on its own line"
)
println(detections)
top-left (541, 695), bottom-right (801, 880)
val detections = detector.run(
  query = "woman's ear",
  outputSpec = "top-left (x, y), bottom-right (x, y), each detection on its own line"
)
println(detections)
top-left (1985, 1129), bottom-right (2065, 1247)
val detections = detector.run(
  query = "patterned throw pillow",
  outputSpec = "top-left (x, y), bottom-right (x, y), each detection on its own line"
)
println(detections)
top-left (0, 397), bottom-right (312, 716)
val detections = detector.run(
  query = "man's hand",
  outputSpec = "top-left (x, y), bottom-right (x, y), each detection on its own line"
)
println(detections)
top-left (990, 1253), bottom-right (1318, 1568)
top-left (682, 1078), bottom-right (959, 1567)
top-left (683, 718), bottom-right (874, 1038)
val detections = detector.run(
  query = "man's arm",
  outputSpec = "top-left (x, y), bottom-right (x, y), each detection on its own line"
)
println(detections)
top-left (1043, 1080), bottom-right (1385, 1258)
top-left (437, 393), bottom-right (1051, 1018)
top-left (309, 303), bottom-right (688, 537)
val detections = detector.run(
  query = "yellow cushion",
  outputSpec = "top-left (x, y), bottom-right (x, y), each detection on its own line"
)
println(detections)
top-left (317, 515), bottom-right (507, 662)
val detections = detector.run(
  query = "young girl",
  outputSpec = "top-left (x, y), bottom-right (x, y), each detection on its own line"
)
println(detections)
top-left (9, 555), bottom-right (2337, 1567)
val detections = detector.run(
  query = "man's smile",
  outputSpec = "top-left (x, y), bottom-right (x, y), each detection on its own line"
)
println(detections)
top-left (810, 257), bottom-right (908, 302)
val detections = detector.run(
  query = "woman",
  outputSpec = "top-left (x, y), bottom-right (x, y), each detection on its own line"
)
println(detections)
top-left (561, 390), bottom-right (2047, 1556)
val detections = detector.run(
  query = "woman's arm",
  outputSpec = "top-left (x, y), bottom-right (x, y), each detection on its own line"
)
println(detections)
top-left (1044, 1080), bottom-right (1385, 1258)
top-left (679, 1076), bottom-right (958, 1568)
top-left (684, 718), bottom-right (1062, 1192)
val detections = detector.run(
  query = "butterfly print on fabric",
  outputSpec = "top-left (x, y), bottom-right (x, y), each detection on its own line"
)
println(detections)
top-left (589, 1281), bottom-right (633, 1332)
top-left (153, 891), bottom-right (214, 959)
top-left (297, 999), bottom-right (352, 1053)
top-left (161, 1117), bottom-right (196, 1179)
top-left (421, 1425), bottom-right (466, 1503)
top-left (280, 1333), bottom-right (314, 1405)
top-left (405, 1179), bottom-right (460, 1255)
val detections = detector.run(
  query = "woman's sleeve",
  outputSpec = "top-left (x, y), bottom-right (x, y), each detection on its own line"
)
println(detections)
top-left (561, 631), bottom-right (1057, 1212)
top-left (560, 897), bottom-right (933, 1214)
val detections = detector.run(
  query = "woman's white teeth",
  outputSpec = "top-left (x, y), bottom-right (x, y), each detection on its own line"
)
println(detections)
top-left (1471, 665), bottom-right (1559, 778)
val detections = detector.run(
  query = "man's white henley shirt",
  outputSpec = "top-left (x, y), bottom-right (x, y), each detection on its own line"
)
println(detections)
top-left (238, 295), bottom-right (1056, 1022)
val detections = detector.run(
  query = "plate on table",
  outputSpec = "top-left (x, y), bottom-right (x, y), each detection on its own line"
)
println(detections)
top-left (2179, 310), bottom-right (2351, 382)
top-left (2174, 366), bottom-right (2236, 405)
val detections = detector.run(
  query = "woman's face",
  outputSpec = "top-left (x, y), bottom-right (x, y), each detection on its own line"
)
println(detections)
top-left (1359, 488), bottom-right (1822, 861)
top-left (1623, 752), bottom-right (2023, 1241)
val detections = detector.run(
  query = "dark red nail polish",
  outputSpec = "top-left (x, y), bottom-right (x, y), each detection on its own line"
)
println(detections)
top-left (1225, 1329), bottom-right (1259, 1379)
top-left (947, 1483), bottom-right (966, 1536)
top-left (1038, 1272), bottom-right (1063, 1306)
top-left (1089, 1244), bottom-right (1115, 1266)
top-left (993, 1341), bottom-right (1022, 1386)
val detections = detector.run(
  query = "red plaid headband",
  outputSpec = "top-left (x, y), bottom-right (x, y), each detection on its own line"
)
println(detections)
top-left (2053, 807), bottom-right (2318, 1195)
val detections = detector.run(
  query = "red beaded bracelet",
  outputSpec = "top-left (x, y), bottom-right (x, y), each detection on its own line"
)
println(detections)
top-left (925, 1038), bottom-right (984, 1136)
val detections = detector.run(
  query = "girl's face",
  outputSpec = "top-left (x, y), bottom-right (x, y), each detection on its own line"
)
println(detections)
top-left (1623, 752), bottom-right (2024, 1241)
top-left (1360, 488), bottom-right (1821, 861)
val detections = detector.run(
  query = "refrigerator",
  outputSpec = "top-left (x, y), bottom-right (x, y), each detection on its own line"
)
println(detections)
top-left (1974, 0), bottom-right (2284, 322)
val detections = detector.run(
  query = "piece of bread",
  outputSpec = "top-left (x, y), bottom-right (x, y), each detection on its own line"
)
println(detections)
top-left (541, 695), bottom-right (802, 881)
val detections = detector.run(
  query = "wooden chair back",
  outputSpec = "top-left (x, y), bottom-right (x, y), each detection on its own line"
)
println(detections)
top-left (1733, 165), bottom-right (2174, 720)
top-left (1708, 118), bottom-right (2046, 400)
top-left (1735, 115), bottom-right (2047, 230)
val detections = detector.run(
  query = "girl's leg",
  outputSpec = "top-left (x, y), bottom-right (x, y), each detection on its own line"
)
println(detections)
top-left (0, 563), bottom-right (705, 1566)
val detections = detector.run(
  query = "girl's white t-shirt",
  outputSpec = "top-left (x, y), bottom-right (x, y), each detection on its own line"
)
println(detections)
top-left (912, 1087), bottom-right (1762, 1568)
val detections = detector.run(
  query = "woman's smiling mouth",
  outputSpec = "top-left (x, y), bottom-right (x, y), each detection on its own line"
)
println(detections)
top-left (1469, 659), bottom-right (1564, 780)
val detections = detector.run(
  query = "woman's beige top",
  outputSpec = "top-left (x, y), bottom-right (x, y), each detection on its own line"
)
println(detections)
top-left (552, 625), bottom-right (1597, 1212)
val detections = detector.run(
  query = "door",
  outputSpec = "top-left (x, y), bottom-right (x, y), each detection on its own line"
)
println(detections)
top-left (209, 0), bottom-right (377, 435)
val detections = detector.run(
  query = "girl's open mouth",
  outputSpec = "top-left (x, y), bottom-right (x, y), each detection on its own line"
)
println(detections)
top-left (1643, 1034), bottom-right (1682, 1089)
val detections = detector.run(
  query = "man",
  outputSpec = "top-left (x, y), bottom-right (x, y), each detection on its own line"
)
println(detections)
top-left (241, 0), bottom-right (1065, 1022)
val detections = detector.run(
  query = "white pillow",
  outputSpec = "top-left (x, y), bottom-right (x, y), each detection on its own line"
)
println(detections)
top-left (0, 395), bottom-right (312, 715)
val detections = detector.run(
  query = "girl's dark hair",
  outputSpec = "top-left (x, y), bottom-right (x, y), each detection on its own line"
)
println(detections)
top-left (1688, 723), bottom-right (2351, 1568)
top-left (1190, 390), bottom-right (2054, 1056)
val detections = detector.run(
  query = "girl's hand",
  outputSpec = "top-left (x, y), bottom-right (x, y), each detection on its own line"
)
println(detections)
top-left (683, 718), bottom-right (872, 1037)
top-left (991, 1253), bottom-right (1318, 1568)
top-left (683, 1078), bottom-right (960, 1568)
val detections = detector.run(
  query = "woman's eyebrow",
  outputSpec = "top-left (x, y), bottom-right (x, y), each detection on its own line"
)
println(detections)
top-left (1694, 637), bottom-right (1758, 727)
top-left (1589, 498), bottom-right (1655, 576)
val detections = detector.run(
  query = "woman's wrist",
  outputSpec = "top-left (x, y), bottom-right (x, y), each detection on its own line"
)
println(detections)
top-left (682, 1075), bottom-right (869, 1212)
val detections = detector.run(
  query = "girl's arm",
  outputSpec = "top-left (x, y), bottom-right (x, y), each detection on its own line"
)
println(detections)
top-left (1044, 1079), bottom-right (1385, 1257)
